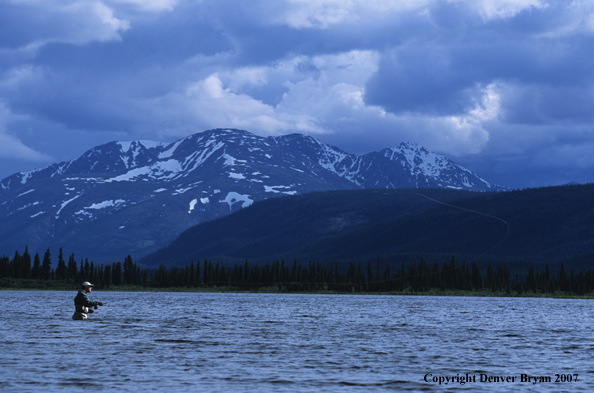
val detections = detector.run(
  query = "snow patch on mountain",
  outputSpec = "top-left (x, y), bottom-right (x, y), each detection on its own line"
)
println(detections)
top-left (72, 199), bottom-right (126, 219)
top-left (386, 142), bottom-right (445, 177)
top-left (264, 185), bottom-right (297, 195)
top-left (17, 201), bottom-right (42, 211)
top-left (229, 172), bottom-right (246, 180)
top-left (154, 160), bottom-right (183, 178)
top-left (188, 199), bottom-right (198, 213)
top-left (117, 141), bottom-right (132, 153)
top-left (86, 199), bottom-right (126, 210)
top-left (18, 189), bottom-right (35, 197)
top-left (461, 176), bottom-right (472, 188)
top-left (159, 140), bottom-right (183, 159)
top-left (317, 142), bottom-right (349, 174)
top-left (104, 166), bottom-right (150, 182)
top-left (173, 186), bottom-right (195, 195)
top-left (222, 153), bottom-right (247, 167)
top-left (104, 160), bottom-right (183, 182)
top-left (56, 194), bottom-right (82, 218)
top-left (184, 141), bottom-right (225, 172)
top-left (220, 192), bottom-right (253, 210)
top-left (21, 171), bottom-right (33, 184)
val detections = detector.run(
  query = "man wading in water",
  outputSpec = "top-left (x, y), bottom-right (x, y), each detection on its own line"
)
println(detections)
top-left (72, 281), bottom-right (105, 320)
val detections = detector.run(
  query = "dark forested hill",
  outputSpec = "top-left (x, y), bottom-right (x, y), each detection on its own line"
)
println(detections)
top-left (139, 184), bottom-right (594, 271)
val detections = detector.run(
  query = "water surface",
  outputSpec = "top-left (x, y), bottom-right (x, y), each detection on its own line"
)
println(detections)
top-left (1, 291), bottom-right (592, 391)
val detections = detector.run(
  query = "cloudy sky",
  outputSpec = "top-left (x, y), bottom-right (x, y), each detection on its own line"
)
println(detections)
top-left (1, 0), bottom-right (593, 188)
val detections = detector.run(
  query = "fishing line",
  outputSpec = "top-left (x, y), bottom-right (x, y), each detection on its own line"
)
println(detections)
top-left (203, 191), bottom-right (511, 288)
top-left (409, 192), bottom-right (510, 263)
top-left (358, 191), bottom-right (512, 287)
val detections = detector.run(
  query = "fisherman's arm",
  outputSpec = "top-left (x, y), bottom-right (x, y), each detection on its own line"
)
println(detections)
top-left (80, 293), bottom-right (105, 307)
top-left (87, 299), bottom-right (105, 307)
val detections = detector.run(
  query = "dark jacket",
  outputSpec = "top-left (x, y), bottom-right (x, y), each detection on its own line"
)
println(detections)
top-left (74, 290), bottom-right (100, 312)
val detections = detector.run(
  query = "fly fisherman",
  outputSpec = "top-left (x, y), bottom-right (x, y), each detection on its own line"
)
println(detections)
top-left (72, 281), bottom-right (105, 320)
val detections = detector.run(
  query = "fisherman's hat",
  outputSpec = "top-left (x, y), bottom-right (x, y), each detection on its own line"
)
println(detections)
top-left (81, 281), bottom-right (94, 287)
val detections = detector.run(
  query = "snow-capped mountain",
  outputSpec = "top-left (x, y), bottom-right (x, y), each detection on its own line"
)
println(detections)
top-left (0, 128), bottom-right (504, 263)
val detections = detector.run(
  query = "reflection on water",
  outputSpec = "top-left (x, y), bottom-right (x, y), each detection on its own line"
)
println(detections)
top-left (1, 291), bottom-right (593, 392)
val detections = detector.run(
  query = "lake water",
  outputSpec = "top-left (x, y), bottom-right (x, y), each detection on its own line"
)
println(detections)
top-left (0, 291), bottom-right (593, 392)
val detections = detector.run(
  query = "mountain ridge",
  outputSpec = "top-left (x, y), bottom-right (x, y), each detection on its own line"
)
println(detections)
top-left (0, 128), bottom-right (504, 263)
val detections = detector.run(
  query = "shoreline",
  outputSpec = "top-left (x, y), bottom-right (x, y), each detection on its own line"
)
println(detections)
top-left (2, 279), bottom-right (593, 299)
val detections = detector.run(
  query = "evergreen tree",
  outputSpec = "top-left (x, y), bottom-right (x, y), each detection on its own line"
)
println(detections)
top-left (41, 248), bottom-right (52, 280)
top-left (21, 246), bottom-right (31, 279)
top-left (113, 262), bottom-right (122, 286)
top-left (486, 264), bottom-right (495, 291)
top-left (123, 255), bottom-right (135, 285)
top-left (526, 266), bottom-right (536, 292)
top-left (103, 264), bottom-right (111, 288)
top-left (539, 264), bottom-right (551, 293)
top-left (374, 258), bottom-right (381, 292)
top-left (189, 261), bottom-right (196, 287)
top-left (56, 248), bottom-right (67, 281)
top-left (67, 254), bottom-right (77, 282)
top-left (558, 263), bottom-right (569, 292)
top-left (10, 251), bottom-right (20, 279)
top-left (96, 264), bottom-right (104, 288)
top-left (78, 260), bottom-right (84, 281)
top-left (367, 261), bottom-right (372, 291)
top-left (204, 260), bottom-right (214, 286)
top-left (471, 262), bottom-right (482, 290)
top-left (31, 253), bottom-right (41, 280)
top-left (156, 263), bottom-right (168, 287)
top-left (84, 259), bottom-right (90, 280)
top-left (243, 259), bottom-right (250, 284)
top-left (89, 261), bottom-right (95, 283)
top-left (0, 255), bottom-right (9, 279)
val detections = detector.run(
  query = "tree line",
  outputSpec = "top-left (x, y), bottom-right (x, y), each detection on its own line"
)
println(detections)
top-left (1, 247), bottom-right (593, 295)
top-left (0, 247), bottom-right (143, 288)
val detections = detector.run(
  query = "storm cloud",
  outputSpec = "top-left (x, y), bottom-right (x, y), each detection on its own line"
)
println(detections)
top-left (1, 0), bottom-right (594, 188)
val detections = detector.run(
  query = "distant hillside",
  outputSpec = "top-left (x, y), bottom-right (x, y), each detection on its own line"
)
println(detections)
top-left (139, 184), bottom-right (594, 271)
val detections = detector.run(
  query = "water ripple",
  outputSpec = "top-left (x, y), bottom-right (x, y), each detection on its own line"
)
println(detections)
top-left (1, 291), bottom-right (593, 392)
